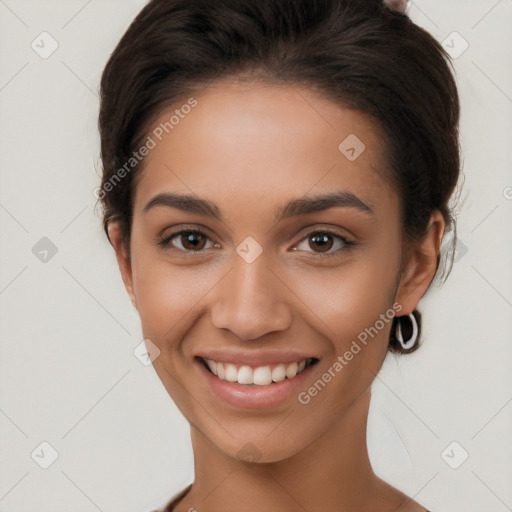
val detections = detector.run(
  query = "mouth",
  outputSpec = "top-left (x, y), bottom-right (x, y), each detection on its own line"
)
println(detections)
top-left (196, 356), bottom-right (320, 386)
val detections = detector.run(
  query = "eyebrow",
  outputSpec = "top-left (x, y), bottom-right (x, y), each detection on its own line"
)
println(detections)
top-left (143, 190), bottom-right (375, 223)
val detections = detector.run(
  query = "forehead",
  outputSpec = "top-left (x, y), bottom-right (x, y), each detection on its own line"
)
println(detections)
top-left (132, 80), bottom-right (398, 221)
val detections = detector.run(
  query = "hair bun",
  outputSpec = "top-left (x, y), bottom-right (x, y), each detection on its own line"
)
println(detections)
top-left (383, 0), bottom-right (410, 14)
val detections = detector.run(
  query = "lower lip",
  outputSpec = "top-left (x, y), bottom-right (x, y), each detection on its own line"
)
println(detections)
top-left (195, 358), bottom-right (319, 409)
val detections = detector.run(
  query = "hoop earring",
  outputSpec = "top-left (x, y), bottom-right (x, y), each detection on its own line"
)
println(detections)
top-left (395, 313), bottom-right (418, 350)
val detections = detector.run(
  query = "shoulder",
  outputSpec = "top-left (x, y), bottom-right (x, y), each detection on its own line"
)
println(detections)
top-left (370, 477), bottom-right (430, 512)
top-left (150, 483), bottom-right (193, 512)
top-left (397, 499), bottom-right (432, 512)
top-left (397, 500), bottom-right (432, 512)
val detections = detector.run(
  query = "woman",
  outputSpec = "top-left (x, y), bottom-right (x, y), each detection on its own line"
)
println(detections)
top-left (97, 0), bottom-right (460, 510)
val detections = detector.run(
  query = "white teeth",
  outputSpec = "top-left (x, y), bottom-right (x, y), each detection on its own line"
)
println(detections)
top-left (238, 365), bottom-right (253, 385)
top-left (253, 366), bottom-right (272, 386)
top-left (216, 362), bottom-right (226, 380)
top-left (286, 361), bottom-right (298, 379)
top-left (271, 364), bottom-right (286, 383)
top-left (205, 359), bottom-right (217, 375)
top-left (203, 358), bottom-right (313, 386)
top-left (225, 363), bottom-right (238, 382)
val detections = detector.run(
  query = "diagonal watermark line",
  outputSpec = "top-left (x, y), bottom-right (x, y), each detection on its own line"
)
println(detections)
top-left (409, 1), bottom-right (439, 29)
top-left (163, 266), bottom-right (234, 339)
top-left (372, 372), bottom-right (439, 438)
top-left (471, 265), bottom-right (512, 309)
top-left (160, 363), bottom-right (234, 439)
top-left (60, 204), bottom-right (88, 233)
top-left (0, 265), bottom-right (28, 295)
top-left (472, 61), bottom-right (512, 103)
top-left (164, 162), bottom-right (341, 341)
top-left (61, 265), bottom-right (131, 334)
top-left (0, 408), bottom-right (29, 438)
top-left (162, 163), bottom-right (233, 237)
top-left (0, 62), bottom-right (29, 92)
top-left (0, 0), bottom-right (29, 28)
top-left (396, 472), bottom-right (439, 512)
top-left (470, 204), bottom-right (499, 233)
top-left (198, 470), bottom-right (234, 504)
top-left (0, 202), bottom-right (29, 232)
top-left (0, 471), bottom-right (30, 503)
top-left (61, 61), bottom-right (99, 99)
top-left (150, 223), bottom-right (277, 448)
top-left (471, 0), bottom-right (502, 30)
top-left (265, 471), bottom-right (311, 512)
top-left (61, 470), bottom-right (104, 512)
top-left (265, 163), bottom-right (338, 236)
top-left (283, 78), bottom-right (337, 132)
top-left (265, 409), bottom-right (295, 438)
top-left (265, 264), bottom-right (337, 337)
top-left (472, 396), bottom-right (512, 439)
top-left (61, 0), bottom-right (93, 29)
top-left (61, 369), bottom-right (131, 439)
top-left (472, 470), bottom-right (512, 511)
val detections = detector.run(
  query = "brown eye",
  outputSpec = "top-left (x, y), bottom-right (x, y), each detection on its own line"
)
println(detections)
top-left (294, 230), bottom-right (354, 258)
top-left (308, 233), bottom-right (334, 253)
top-left (180, 231), bottom-right (207, 251)
top-left (159, 229), bottom-right (217, 253)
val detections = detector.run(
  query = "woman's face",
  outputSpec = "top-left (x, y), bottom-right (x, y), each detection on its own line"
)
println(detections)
top-left (111, 81), bottom-right (436, 462)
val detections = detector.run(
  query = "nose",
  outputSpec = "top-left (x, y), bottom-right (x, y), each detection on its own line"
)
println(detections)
top-left (210, 252), bottom-right (293, 341)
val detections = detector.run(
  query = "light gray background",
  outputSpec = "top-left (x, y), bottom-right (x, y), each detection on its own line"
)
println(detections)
top-left (0, 1), bottom-right (511, 511)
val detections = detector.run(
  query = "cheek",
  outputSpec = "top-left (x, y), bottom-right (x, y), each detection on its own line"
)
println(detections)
top-left (281, 252), bottom-right (399, 386)
top-left (288, 266), bottom-right (397, 419)
top-left (289, 258), bottom-right (398, 337)
top-left (131, 252), bottom-right (220, 340)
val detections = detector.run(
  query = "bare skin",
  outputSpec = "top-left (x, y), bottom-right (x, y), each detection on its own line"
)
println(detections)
top-left (108, 80), bottom-right (443, 512)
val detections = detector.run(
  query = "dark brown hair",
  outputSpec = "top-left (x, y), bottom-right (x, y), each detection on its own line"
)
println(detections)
top-left (97, 0), bottom-right (462, 354)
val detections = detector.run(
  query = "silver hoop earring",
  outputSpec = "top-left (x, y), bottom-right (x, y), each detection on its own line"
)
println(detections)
top-left (396, 313), bottom-right (418, 350)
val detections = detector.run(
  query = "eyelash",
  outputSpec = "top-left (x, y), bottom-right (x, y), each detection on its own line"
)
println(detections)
top-left (158, 226), bottom-right (355, 259)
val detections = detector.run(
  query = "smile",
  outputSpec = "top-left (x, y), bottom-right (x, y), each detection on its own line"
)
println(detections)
top-left (198, 356), bottom-right (319, 386)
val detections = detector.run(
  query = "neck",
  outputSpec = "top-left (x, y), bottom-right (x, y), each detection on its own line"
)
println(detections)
top-left (175, 389), bottom-right (404, 512)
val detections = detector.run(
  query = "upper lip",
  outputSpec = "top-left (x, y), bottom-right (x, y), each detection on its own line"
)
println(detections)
top-left (195, 349), bottom-right (319, 367)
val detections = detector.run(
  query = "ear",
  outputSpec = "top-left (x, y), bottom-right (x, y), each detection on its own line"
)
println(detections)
top-left (107, 222), bottom-right (138, 310)
top-left (395, 210), bottom-right (445, 315)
